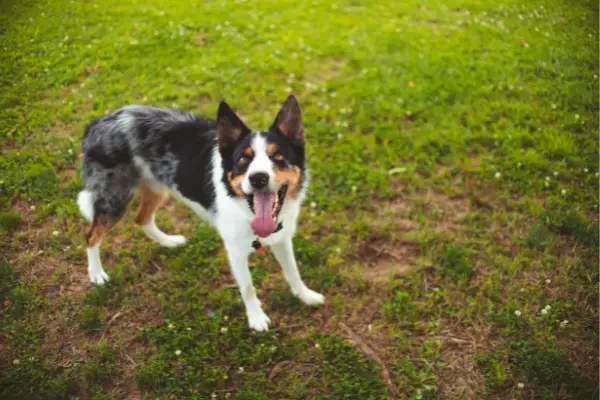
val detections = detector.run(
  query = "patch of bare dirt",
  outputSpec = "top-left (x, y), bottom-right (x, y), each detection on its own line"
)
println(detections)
top-left (358, 240), bottom-right (419, 283)
top-left (436, 319), bottom-right (502, 398)
top-left (356, 190), bottom-right (470, 284)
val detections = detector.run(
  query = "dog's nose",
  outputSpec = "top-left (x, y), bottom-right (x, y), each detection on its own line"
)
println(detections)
top-left (249, 172), bottom-right (269, 189)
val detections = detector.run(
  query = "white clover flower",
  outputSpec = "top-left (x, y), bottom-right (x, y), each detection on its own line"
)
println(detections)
top-left (584, 168), bottom-right (588, 173)
top-left (314, 343), bottom-right (320, 348)
top-left (544, 305), bottom-right (551, 311)
top-left (186, 327), bottom-right (191, 331)
top-left (270, 346), bottom-right (277, 352)
top-left (517, 382), bottom-right (524, 389)
top-left (168, 323), bottom-right (174, 329)
top-left (560, 320), bottom-right (569, 328)
top-left (238, 367), bottom-right (244, 372)
top-left (494, 172), bottom-right (502, 179)
top-left (285, 87), bottom-right (292, 93)
top-left (342, 122), bottom-right (349, 128)
top-left (175, 350), bottom-right (181, 355)
top-left (541, 308), bottom-right (548, 315)
top-left (337, 133), bottom-right (343, 140)
top-left (220, 327), bottom-right (228, 333)
top-left (551, 104), bottom-right (557, 109)
top-left (335, 248), bottom-right (341, 253)
top-left (544, 182), bottom-right (549, 187)
top-left (517, 162), bottom-right (522, 167)
top-left (553, 171), bottom-right (558, 176)
top-left (545, 176), bottom-right (551, 181)
top-left (561, 189), bottom-right (567, 196)
top-left (574, 114), bottom-right (580, 119)
top-left (211, 394), bottom-right (217, 399)
top-left (335, 121), bottom-right (341, 127)
top-left (594, 74), bottom-right (598, 79)
top-left (13, 359), bottom-right (20, 365)
top-left (545, 279), bottom-right (551, 284)
top-left (514, 310), bottom-right (522, 317)
top-left (52, 231), bottom-right (59, 236)
top-left (324, 104), bottom-right (331, 110)
top-left (351, 186), bottom-right (357, 192)
top-left (310, 202), bottom-right (317, 208)
top-left (224, 316), bottom-right (229, 321)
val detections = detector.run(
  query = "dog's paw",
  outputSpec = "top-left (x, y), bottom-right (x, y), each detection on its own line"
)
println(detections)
top-left (247, 309), bottom-right (271, 332)
top-left (158, 235), bottom-right (187, 248)
top-left (298, 288), bottom-right (325, 306)
top-left (89, 269), bottom-right (109, 285)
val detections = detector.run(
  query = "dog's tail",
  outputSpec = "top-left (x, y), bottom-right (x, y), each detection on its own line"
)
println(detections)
top-left (77, 190), bottom-right (94, 221)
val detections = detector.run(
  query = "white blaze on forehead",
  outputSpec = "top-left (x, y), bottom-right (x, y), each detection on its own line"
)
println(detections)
top-left (241, 134), bottom-right (275, 194)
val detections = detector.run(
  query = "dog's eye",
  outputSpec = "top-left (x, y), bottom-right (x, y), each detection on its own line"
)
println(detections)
top-left (239, 157), bottom-right (249, 165)
top-left (274, 154), bottom-right (285, 162)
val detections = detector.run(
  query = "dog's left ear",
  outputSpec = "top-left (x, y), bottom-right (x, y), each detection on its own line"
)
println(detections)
top-left (272, 95), bottom-right (304, 145)
top-left (217, 100), bottom-right (251, 151)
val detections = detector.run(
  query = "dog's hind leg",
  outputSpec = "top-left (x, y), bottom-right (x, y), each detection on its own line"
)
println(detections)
top-left (134, 184), bottom-right (186, 248)
top-left (80, 172), bottom-right (136, 285)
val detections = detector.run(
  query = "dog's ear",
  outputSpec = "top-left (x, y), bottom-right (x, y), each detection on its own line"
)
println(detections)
top-left (272, 95), bottom-right (304, 145)
top-left (217, 101), bottom-right (251, 150)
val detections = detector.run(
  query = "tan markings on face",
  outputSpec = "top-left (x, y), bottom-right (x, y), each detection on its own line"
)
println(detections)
top-left (266, 143), bottom-right (278, 156)
top-left (243, 147), bottom-right (254, 157)
top-left (274, 166), bottom-right (302, 198)
top-left (228, 171), bottom-right (246, 198)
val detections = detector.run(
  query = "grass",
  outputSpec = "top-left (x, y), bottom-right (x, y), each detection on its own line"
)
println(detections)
top-left (0, 0), bottom-right (598, 398)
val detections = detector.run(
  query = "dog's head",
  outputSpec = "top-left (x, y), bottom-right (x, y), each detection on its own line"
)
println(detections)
top-left (217, 95), bottom-right (306, 238)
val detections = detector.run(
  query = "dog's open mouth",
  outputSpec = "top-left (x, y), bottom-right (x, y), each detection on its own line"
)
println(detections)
top-left (247, 185), bottom-right (288, 238)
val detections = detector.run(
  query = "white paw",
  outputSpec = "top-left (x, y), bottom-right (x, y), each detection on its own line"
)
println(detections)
top-left (158, 235), bottom-right (186, 248)
top-left (247, 309), bottom-right (271, 332)
top-left (298, 288), bottom-right (325, 306)
top-left (89, 269), bottom-right (109, 285)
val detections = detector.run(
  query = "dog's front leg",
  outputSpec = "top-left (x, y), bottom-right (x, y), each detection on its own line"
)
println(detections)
top-left (224, 242), bottom-right (271, 331)
top-left (271, 238), bottom-right (325, 306)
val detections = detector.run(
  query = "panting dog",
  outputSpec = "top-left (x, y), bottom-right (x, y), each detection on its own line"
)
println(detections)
top-left (77, 95), bottom-right (324, 331)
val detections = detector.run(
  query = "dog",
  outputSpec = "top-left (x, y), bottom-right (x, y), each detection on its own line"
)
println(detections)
top-left (77, 95), bottom-right (324, 331)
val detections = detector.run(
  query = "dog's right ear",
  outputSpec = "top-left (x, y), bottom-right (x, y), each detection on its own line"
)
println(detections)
top-left (217, 101), bottom-right (251, 151)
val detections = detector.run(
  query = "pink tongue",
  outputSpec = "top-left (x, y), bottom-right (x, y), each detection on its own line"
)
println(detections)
top-left (250, 192), bottom-right (277, 238)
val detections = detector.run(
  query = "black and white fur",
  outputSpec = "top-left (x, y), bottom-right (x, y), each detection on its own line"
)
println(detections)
top-left (77, 95), bottom-right (324, 331)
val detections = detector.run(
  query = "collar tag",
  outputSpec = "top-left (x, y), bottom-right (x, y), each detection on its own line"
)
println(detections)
top-left (252, 239), bottom-right (265, 254)
top-left (251, 222), bottom-right (283, 254)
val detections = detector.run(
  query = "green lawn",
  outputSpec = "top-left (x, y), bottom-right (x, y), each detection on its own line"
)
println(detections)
top-left (1, 0), bottom-right (598, 398)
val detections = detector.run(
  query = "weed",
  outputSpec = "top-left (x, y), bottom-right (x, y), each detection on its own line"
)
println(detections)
top-left (79, 305), bottom-right (103, 333)
top-left (0, 212), bottom-right (22, 233)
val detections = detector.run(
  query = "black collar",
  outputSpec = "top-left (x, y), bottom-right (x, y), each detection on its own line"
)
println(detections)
top-left (252, 222), bottom-right (283, 252)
